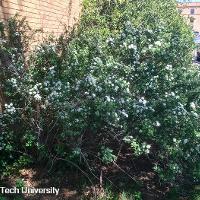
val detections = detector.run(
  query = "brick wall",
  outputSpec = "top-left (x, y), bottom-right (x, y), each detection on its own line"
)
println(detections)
top-left (0, 0), bottom-right (81, 40)
top-left (0, 0), bottom-right (81, 112)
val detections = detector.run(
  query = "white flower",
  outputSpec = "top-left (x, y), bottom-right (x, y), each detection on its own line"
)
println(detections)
top-left (165, 65), bottom-right (172, 71)
top-left (171, 92), bottom-right (175, 97)
top-left (28, 90), bottom-right (33, 95)
top-left (139, 97), bottom-right (147, 105)
top-left (106, 96), bottom-right (111, 102)
top-left (41, 104), bottom-right (46, 109)
top-left (146, 149), bottom-right (150, 154)
top-left (142, 49), bottom-right (147, 53)
top-left (155, 121), bottom-right (161, 127)
top-left (123, 42), bottom-right (127, 47)
top-left (148, 44), bottom-right (153, 49)
top-left (86, 75), bottom-right (96, 86)
top-left (77, 108), bottom-right (83, 112)
top-left (51, 91), bottom-right (58, 97)
top-left (121, 110), bottom-right (128, 118)
top-left (146, 144), bottom-right (151, 149)
top-left (192, 112), bottom-right (198, 118)
top-left (55, 81), bottom-right (62, 91)
top-left (5, 103), bottom-right (16, 114)
top-left (155, 41), bottom-right (162, 46)
top-left (114, 86), bottom-right (119, 91)
top-left (143, 100), bottom-right (147, 105)
top-left (183, 139), bottom-right (188, 144)
top-left (15, 32), bottom-right (20, 36)
top-left (34, 94), bottom-right (42, 101)
top-left (120, 98), bottom-right (125, 104)
top-left (45, 100), bottom-right (49, 106)
top-left (49, 66), bottom-right (56, 75)
top-left (126, 87), bottom-right (130, 93)
top-left (128, 44), bottom-right (137, 50)
top-left (10, 78), bottom-right (17, 87)
top-left (106, 37), bottom-right (114, 44)
top-left (0, 38), bottom-right (6, 45)
top-left (190, 102), bottom-right (196, 110)
top-left (44, 81), bottom-right (50, 86)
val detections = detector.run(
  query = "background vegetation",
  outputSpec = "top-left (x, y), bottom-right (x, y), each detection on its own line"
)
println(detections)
top-left (0, 0), bottom-right (200, 199)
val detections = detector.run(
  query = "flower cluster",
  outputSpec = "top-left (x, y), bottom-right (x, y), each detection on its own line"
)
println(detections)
top-left (4, 103), bottom-right (16, 114)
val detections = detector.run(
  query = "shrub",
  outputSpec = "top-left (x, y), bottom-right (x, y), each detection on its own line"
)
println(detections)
top-left (0, 16), bottom-right (30, 173)
top-left (63, 0), bottom-right (200, 185)
top-left (0, 0), bottom-right (199, 191)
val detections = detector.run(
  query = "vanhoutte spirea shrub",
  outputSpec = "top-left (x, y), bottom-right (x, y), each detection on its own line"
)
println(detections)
top-left (0, 0), bottom-right (200, 188)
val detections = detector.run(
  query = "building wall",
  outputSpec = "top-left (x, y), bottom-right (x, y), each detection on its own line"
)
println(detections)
top-left (0, 0), bottom-right (81, 113)
top-left (0, 0), bottom-right (81, 39)
top-left (178, 2), bottom-right (200, 33)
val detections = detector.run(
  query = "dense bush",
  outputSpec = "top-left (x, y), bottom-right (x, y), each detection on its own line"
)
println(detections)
top-left (64, 0), bottom-right (200, 184)
top-left (0, 0), bottom-right (199, 191)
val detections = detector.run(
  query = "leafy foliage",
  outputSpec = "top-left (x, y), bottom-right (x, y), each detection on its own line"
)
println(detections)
top-left (0, 0), bottom-right (199, 194)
